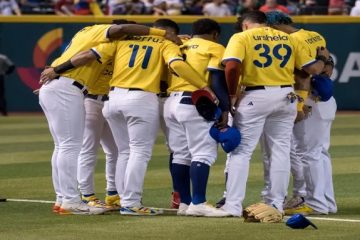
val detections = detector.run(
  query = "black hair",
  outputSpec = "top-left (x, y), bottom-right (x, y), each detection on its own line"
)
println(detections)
top-left (192, 18), bottom-right (221, 35)
top-left (234, 17), bottom-right (243, 33)
top-left (240, 10), bottom-right (267, 24)
top-left (112, 19), bottom-right (130, 25)
top-left (153, 19), bottom-right (180, 35)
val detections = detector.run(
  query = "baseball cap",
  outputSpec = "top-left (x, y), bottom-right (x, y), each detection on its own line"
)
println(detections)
top-left (311, 75), bottom-right (333, 102)
top-left (209, 125), bottom-right (241, 153)
top-left (286, 214), bottom-right (318, 229)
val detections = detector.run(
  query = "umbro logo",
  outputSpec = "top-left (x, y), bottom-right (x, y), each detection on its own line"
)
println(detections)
top-left (248, 101), bottom-right (254, 106)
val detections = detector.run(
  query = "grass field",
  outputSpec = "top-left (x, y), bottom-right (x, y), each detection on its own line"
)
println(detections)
top-left (0, 114), bottom-right (360, 240)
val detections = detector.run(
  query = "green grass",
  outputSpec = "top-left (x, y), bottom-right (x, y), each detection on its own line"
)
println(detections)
top-left (0, 114), bottom-right (360, 240)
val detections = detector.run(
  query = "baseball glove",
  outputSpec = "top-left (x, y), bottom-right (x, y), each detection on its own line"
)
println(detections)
top-left (243, 203), bottom-right (283, 223)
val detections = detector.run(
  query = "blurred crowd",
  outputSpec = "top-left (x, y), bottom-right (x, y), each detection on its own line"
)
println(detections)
top-left (1, 0), bottom-right (360, 16)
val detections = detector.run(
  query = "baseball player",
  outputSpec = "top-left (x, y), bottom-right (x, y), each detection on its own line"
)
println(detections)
top-left (45, 19), bottom-right (213, 216)
top-left (164, 18), bottom-right (230, 217)
top-left (39, 21), bottom-right (181, 215)
top-left (217, 11), bottom-right (330, 217)
top-left (265, 12), bottom-right (337, 215)
top-left (77, 59), bottom-right (120, 211)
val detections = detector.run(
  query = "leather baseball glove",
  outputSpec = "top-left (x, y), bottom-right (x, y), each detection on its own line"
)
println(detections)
top-left (243, 203), bottom-right (283, 223)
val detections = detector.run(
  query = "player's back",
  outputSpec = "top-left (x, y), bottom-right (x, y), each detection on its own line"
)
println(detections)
top-left (235, 27), bottom-right (299, 86)
top-left (168, 38), bottom-right (225, 92)
top-left (52, 24), bottom-right (112, 85)
top-left (108, 35), bottom-right (182, 93)
top-left (291, 29), bottom-right (326, 57)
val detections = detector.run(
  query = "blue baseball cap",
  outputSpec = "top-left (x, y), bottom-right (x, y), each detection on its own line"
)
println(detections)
top-left (286, 214), bottom-right (318, 229)
top-left (311, 75), bottom-right (333, 102)
top-left (209, 126), bottom-right (241, 153)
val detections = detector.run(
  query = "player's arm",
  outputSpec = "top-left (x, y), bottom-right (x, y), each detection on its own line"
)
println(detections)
top-left (169, 60), bottom-right (208, 89)
top-left (299, 46), bottom-right (330, 75)
top-left (107, 24), bottom-right (182, 45)
top-left (221, 34), bottom-right (245, 115)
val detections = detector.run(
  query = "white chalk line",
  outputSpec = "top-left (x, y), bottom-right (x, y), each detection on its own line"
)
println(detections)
top-left (3, 198), bottom-right (360, 222)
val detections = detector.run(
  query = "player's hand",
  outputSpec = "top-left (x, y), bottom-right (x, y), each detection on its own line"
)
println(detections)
top-left (40, 67), bottom-right (59, 84)
top-left (230, 96), bottom-right (237, 116)
top-left (317, 47), bottom-right (330, 59)
top-left (303, 105), bottom-right (312, 119)
top-left (164, 31), bottom-right (182, 45)
top-left (295, 111), bottom-right (306, 123)
top-left (215, 111), bottom-right (229, 129)
top-left (33, 89), bottom-right (40, 95)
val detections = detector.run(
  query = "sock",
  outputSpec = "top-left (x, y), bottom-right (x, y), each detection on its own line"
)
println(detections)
top-left (107, 191), bottom-right (118, 196)
top-left (190, 161), bottom-right (210, 204)
top-left (169, 153), bottom-right (177, 192)
top-left (83, 193), bottom-right (95, 198)
top-left (172, 163), bottom-right (191, 205)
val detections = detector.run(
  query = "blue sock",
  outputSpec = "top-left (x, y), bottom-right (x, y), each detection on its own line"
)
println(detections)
top-left (172, 163), bottom-right (191, 205)
top-left (169, 153), bottom-right (177, 192)
top-left (107, 191), bottom-right (118, 196)
top-left (190, 161), bottom-right (210, 204)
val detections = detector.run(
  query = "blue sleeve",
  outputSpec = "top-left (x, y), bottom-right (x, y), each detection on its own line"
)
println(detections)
top-left (209, 69), bottom-right (230, 112)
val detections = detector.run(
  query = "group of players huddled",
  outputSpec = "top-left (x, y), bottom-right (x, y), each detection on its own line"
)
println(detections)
top-left (38, 10), bottom-right (337, 220)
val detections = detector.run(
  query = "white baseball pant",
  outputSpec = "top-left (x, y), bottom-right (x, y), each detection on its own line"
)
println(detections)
top-left (223, 86), bottom-right (297, 216)
top-left (39, 76), bottom-right (85, 204)
top-left (302, 97), bottom-right (337, 214)
top-left (77, 97), bottom-right (118, 196)
top-left (104, 87), bottom-right (159, 207)
top-left (261, 121), bottom-right (307, 201)
top-left (164, 92), bottom-right (217, 167)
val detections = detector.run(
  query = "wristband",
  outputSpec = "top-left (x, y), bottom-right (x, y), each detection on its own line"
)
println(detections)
top-left (149, 28), bottom-right (166, 37)
top-left (295, 90), bottom-right (308, 111)
top-left (54, 60), bottom-right (75, 74)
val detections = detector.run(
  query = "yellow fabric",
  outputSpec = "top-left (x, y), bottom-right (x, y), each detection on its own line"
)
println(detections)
top-left (292, 29), bottom-right (327, 59)
top-left (93, 35), bottom-right (183, 93)
top-left (222, 27), bottom-right (316, 87)
top-left (89, 2), bottom-right (104, 16)
top-left (149, 28), bottom-right (166, 37)
top-left (52, 24), bottom-right (113, 85)
top-left (295, 90), bottom-right (309, 111)
top-left (169, 60), bottom-right (208, 89)
top-left (87, 60), bottom-right (113, 95)
top-left (168, 38), bottom-right (225, 92)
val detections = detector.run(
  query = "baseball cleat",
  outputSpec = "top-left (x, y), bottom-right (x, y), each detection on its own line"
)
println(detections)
top-left (59, 202), bottom-right (106, 215)
top-left (284, 196), bottom-right (305, 210)
top-left (52, 202), bottom-right (61, 214)
top-left (177, 203), bottom-right (189, 216)
top-left (284, 203), bottom-right (327, 216)
top-left (185, 202), bottom-right (231, 217)
top-left (120, 206), bottom-right (164, 216)
top-left (171, 192), bottom-right (180, 209)
top-left (82, 195), bottom-right (112, 211)
top-left (215, 197), bottom-right (226, 208)
top-left (105, 194), bottom-right (121, 211)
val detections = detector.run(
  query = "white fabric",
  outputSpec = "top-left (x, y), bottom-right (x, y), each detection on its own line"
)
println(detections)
top-left (39, 77), bottom-right (85, 204)
top-left (203, 2), bottom-right (231, 16)
top-left (77, 98), bottom-right (118, 196)
top-left (223, 87), bottom-right (296, 216)
top-left (261, 120), bottom-right (307, 201)
top-left (104, 87), bottom-right (159, 207)
top-left (302, 97), bottom-right (337, 213)
top-left (164, 92), bottom-right (217, 167)
top-left (350, 0), bottom-right (360, 16)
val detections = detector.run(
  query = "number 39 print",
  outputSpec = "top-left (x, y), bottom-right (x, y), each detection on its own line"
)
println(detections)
top-left (253, 43), bottom-right (292, 68)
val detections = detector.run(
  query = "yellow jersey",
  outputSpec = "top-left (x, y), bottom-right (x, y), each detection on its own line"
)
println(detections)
top-left (168, 37), bottom-right (225, 92)
top-left (52, 24), bottom-right (113, 85)
top-left (87, 60), bottom-right (113, 95)
top-left (222, 27), bottom-right (316, 86)
top-left (92, 35), bottom-right (183, 93)
top-left (291, 29), bottom-right (326, 59)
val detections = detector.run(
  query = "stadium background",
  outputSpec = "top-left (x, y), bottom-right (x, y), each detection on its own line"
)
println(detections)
top-left (0, 15), bottom-right (359, 111)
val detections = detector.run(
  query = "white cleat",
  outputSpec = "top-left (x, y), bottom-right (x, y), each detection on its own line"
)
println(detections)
top-left (59, 201), bottom-right (106, 215)
top-left (185, 202), bottom-right (232, 217)
top-left (177, 203), bottom-right (189, 216)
